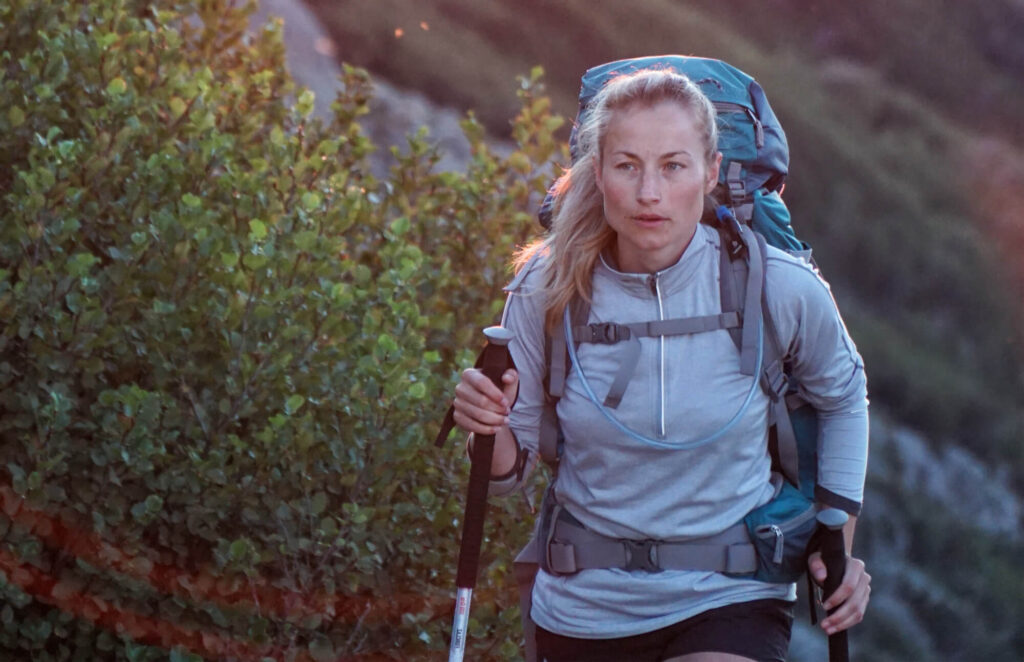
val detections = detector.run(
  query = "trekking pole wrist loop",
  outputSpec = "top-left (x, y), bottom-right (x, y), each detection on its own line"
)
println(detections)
top-left (466, 431), bottom-right (524, 481)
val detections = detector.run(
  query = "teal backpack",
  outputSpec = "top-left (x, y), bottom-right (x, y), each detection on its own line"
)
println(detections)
top-left (509, 56), bottom-right (847, 661)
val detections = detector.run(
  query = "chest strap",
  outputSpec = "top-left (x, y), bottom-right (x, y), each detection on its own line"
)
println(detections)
top-left (573, 312), bottom-right (742, 409)
top-left (544, 506), bottom-right (757, 575)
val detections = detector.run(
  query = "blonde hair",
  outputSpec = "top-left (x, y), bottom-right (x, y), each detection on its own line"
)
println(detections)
top-left (515, 68), bottom-right (719, 331)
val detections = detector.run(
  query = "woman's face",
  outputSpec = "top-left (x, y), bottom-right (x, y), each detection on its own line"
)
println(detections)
top-left (594, 100), bottom-right (721, 274)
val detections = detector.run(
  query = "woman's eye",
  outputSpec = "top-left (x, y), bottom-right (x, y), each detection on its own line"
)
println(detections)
top-left (665, 162), bottom-right (685, 171)
top-left (615, 162), bottom-right (635, 171)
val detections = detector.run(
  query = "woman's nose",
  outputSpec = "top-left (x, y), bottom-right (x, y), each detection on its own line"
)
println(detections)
top-left (637, 171), bottom-right (661, 204)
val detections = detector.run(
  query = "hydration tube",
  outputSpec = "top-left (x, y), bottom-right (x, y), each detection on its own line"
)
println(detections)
top-left (562, 305), bottom-right (764, 450)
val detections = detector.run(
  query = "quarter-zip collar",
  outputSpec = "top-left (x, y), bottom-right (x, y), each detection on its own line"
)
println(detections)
top-left (596, 224), bottom-right (718, 299)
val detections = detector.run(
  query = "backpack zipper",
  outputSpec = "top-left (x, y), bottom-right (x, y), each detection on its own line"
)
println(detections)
top-left (755, 505), bottom-right (818, 566)
top-left (713, 101), bottom-right (764, 149)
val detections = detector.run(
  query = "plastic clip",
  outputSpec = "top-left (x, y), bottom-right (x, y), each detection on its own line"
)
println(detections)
top-left (622, 539), bottom-right (661, 573)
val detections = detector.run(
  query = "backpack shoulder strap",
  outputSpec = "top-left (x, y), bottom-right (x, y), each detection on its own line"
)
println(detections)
top-left (717, 224), bottom-right (801, 487)
top-left (752, 232), bottom-right (801, 488)
top-left (540, 297), bottom-right (590, 472)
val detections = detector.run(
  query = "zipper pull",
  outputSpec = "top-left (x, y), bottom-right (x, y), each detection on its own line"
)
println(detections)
top-left (747, 108), bottom-right (765, 148)
top-left (770, 524), bottom-right (784, 564)
top-left (647, 274), bottom-right (658, 295)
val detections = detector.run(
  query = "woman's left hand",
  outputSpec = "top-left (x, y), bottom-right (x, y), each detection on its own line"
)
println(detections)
top-left (806, 551), bottom-right (871, 635)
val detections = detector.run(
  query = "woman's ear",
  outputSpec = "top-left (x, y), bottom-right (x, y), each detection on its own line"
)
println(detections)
top-left (706, 151), bottom-right (723, 194)
top-left (592, 155), bottom-right (604, 195)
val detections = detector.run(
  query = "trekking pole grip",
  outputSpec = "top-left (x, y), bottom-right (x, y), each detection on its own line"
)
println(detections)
top-left (455, 326), bottom-right (513, 588)
top-left (817, 508), bottom-right (850, 662)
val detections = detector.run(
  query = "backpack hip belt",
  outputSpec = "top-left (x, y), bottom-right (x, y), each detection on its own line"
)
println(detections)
top-left (541, 500), bottom-right (758, 576)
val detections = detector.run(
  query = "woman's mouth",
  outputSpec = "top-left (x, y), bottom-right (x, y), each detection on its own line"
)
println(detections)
top-left (633, 214), bottom-right (668, 225)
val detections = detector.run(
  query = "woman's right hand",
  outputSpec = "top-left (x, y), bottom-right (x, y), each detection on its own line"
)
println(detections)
top-left (452, 367), bottom-right (519, 435)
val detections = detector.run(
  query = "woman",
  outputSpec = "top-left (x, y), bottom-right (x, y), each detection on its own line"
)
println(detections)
top-left (451, 68), bottom-right (870, 662)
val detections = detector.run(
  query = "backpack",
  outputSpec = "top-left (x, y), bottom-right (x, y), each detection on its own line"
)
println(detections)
top-left (511, 56), bottom-right (828, 660)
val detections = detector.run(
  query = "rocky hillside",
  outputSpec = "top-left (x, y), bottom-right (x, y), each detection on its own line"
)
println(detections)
top-left (256, 1), bottom-right (1024, 659)
top-left (253, 0), bottom-right (495, 176)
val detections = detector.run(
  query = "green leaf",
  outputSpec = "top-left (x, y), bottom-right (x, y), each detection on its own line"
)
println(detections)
top-left (130, 501), bottom-right (148, 521)
top-left (301, 191), bottom-right (321, 211)
top-left (181, 193), bottom-right (202, 208)
top-left (308, 635), bottom-right (335, 662)
top-left (284, 394), bottom-right (305, 415)
top-left (242, 253), bottom-right (267, 269)
top-left (296, 88), bottom-right (315, 117)
top-left (144, 494), bottom-right (163, 513)
top-left (229, 538), bottom-right (250, 560)
top-left (248, 219), bottom-right (268, 240)
top-left (106, 77), bottom-right (127, 96)
top-left (390, 216), bottom-right (411, 236)
top-left (169, 96), bottom-right (187, 118)
top-left (377, 334), bottom-right (399, 354)
top-left (67, 253), bottom-right (98, 277)
top-left (152, 300), bottom-right (176, 314)
top-left (294, 230), bottom-right (318, 251)
top-left (8, 106), bottom-right (25, 127)
top-left (310, 491), bottom-right (327, 516)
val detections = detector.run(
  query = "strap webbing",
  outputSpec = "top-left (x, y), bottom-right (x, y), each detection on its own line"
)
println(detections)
top-left (546, 511), bottom-right (757, 575)
top-left (575, 313), bottom-right (742, 409)
top-left (539, 299), bottom-right (591, 470)
top-left (537, 404), bottom-right (561, 469)
top-left (434, 338), bottom-right (516, 448)
top-left (738, 225), bottom-right (765, 376)
top-left (601, 336), bottom-right (641, 408)
top-left (753, 232), bottom-right (800, 487)
top-left (547, 325), bottom-right (568, 399)
top-left (574, 312), bottom-right (740, 344)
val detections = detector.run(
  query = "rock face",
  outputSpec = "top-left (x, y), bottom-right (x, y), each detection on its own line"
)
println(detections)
top-left (252, 0), bottom-right (478, 175)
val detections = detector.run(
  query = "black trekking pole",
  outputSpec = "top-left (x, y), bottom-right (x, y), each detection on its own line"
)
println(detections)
top-left (817, 508), bottom-right (850, 662)
top-left (445, 326), bottom-right (514, 662)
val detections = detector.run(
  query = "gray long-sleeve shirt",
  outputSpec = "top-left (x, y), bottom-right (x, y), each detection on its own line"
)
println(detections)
top-left (494, 223), bottom-right (869, 638)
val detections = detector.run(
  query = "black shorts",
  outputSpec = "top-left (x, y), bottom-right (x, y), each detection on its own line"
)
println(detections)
top-left (535, 598), bottom-right (794, 662)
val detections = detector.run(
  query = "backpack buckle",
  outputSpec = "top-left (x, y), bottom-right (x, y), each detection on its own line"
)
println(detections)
top-left (587, 323), bottom-right (630, 344)
top-left (763, 361), bottom-right (789, 400)
top-left (621, 539), bottom-right (661, 572)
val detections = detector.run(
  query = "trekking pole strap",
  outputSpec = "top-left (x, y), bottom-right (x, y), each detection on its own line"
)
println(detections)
top-left (435, 329), bottom-right (517, 449)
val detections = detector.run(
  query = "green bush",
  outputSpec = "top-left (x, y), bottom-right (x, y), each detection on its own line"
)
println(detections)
top-left (0, 0), bottom-right (563, 659)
